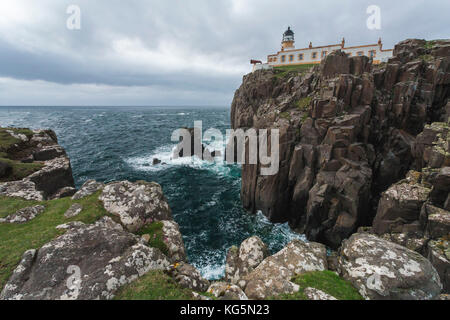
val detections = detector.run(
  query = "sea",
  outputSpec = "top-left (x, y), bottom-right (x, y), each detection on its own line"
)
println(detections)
top-left (0, 106), bottom-right (304, 279)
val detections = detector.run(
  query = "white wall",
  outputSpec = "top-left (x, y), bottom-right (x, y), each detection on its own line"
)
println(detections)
top-left (268, 43), bottom-right (393, 66)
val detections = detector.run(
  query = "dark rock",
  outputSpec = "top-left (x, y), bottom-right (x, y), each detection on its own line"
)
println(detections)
top-left (230, 38), bottom-right (450, 249)
top-left (0, 160), bottom-right (12, 178)
top-left (373, 177), bottom-right (431, 235)
top-left (26, 157), bottom-right (75, 199)
top-left (426, 239), bottom-right (449, 293)
top-left (33, 145), bottom-right (66, 161)
top-left (152, 158), bottom-right (161, 165)
top-left (50, 186), bottom-right (77, 199)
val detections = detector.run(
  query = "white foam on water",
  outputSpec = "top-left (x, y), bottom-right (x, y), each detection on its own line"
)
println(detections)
top-left (124, 141), bottom-right (233, 176)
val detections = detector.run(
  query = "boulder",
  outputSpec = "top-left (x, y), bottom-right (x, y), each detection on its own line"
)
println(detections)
top-left (165, 262), bottom-right (209, 292)
top-left (244, 240), bottom-right (327, 299)
top-left (0, 180), bottom-right (44, 200)
top-left (338, 233), bottom-right (442, 300)
top-left (50, 186), bottom-right (77, 199)
top-left (72, 180), bottom-right (104, 200)
top-left (207, 282), bottom-right (248, 300)
top-left (99, 181), bottom-right (172, 232)
top-left (26, 156), bottom-right (75, 199)
top-left (421, 204), bottom-right (450, 239)
top-left (303, 287), bottom-right (337, 300)
top-left (0, 217), bottom-right (171, 300)
top-left (0, 205), bottom-right (45, 224)
top-left (373, 179), bottom-right (431, 235)
top-left (33, 145), bottom-right (66, 161)
top-left (320, 50), bottom-right (350, 79)
top-left (0, 160), bottom-right (12, 178)
top-left (161, 220), bottom-right (187, 262)
top-left (426, 239), bottom-right (449, 293)
top-left (64, 203), bottom-right (83, 219)
top-left (225, 236), bottom-right (269, 288)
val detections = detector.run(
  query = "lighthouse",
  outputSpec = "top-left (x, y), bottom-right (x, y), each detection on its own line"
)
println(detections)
top-left (281, 26), bottom-right (295, 51)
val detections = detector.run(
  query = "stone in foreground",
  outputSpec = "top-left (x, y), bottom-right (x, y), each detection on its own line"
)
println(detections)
top-left (165, 262), bottom-right (210, 292)
top-left (0, 217), bottom-right (170, 300)
top-left (99, 180), bottom-right (172, 232)
top-left (225, 236), bottom-right (269, 288)
top-left (244, 240), bottom-right (327, 299)
top-left (161, 220), bottom-right (187, 262)
top-left (304, 287), bottom-right (337, 300)
top-left (0, 205), bottom-right (45, 224)
top-left (338, 233), bottom-right (442, 300)
top-left (207, 282), bottom-right (248, 300)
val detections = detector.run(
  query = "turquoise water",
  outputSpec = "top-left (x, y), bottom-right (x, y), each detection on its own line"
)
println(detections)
top-left (0, 106), bottom-right (304, 279)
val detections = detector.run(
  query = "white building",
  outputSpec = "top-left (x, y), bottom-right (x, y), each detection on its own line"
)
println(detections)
top-left (252, 27), bottom-right (393, 72)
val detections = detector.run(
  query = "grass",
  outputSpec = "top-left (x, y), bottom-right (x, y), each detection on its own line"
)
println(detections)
top-left (0, 191), bottom-right (111, 291)
top-left (296, 96), bottom-right (312, 111)
top-left (419, 54), bottom-right (434, 62)
top-left (136, 221), bottom-right (169, 256)
top-left (114, 270), bottom-right (194, 300)
top-left (0, 127), bottom-right (43, 181)
top-left (0, 157), bottom-right (44, 182)
top-left (0, 128), bottom-right (33, 152)
top-left (271, 270), bottom-right (363, 300)
top-left (424, 40), bottom-right (436, 49)
top-left (274, 64), bottom-right (314, 79)
top-left (279, 112), bottom-right (291, 120)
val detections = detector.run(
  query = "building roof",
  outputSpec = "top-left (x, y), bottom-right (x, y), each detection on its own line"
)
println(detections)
top-left (283, 27), bottom-right (294, 37)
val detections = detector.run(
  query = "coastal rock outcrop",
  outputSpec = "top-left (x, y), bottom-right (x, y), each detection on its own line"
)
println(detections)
top-left (161, 220), bottom-right (187, 262)
top-left (338, 233), bottom-right (442, 300)
top-left (165, 262), bottom-right (210, 292)
top-left (99, 180), bottom-right (172, 232)
top-left (230, 39), bottom-right (450, 249)
top-left (207, 282), bottom-right (248, 300)
top-left (243, 240), bottom-right (327, 299)
top-left (0, 217), bottom-right (171, 300)
top-left (225, 236), bottom-right (269, 287)
top-left (0, 205), bottom-right (45, 224)
top-left (0, 128), bottom-right (75, 200)
top-left (71, 180), bottom-right (104, 200)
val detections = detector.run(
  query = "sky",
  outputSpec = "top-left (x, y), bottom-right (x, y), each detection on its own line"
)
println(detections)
top-left (0, 0), bottom-right (449, 107)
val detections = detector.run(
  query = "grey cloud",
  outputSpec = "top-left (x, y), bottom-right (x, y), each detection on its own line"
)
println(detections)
top-left (0, 0), bottom-right (449, 106)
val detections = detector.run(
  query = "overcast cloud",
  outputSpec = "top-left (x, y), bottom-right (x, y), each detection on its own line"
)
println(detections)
top-left (0, 0), bottom-right (449, 106)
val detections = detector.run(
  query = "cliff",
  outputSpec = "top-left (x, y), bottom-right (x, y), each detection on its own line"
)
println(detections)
top-left (231, 39), bottom-right (450, 249)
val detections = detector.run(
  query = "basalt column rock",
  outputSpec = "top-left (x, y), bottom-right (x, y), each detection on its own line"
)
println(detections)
top-left (230, 39), bottom-right (450, 248)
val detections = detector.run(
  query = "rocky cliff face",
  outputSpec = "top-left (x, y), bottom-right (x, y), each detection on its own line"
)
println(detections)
top-left (0, 128), bottom-right (75, 200)
top-left (231, 39), bottom-right (450, 249)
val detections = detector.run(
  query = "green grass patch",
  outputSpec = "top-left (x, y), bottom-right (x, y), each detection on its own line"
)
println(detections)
top-left (136, 221), bottom-right (169, 256)
top-left (279, 112), bottom-right (291, 120)
top-left (0, 191), bottom-right (111, 291)
top-left (271, 270), bottom-right (363, 300)
top-left (0, 128), bottom-right (33, 152)
top-left (0, 157), bottom-right (44, 182)
top-left (114, 270), bottom-right (194, 300)
top-left (424, 40), bottom-right (436, 49)
top-left (419, 54), bottom-right (434, 62)
top-left (296, 96), bottom-right (312, 111)
top-left (274, 64), bottom-right (314, 79)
